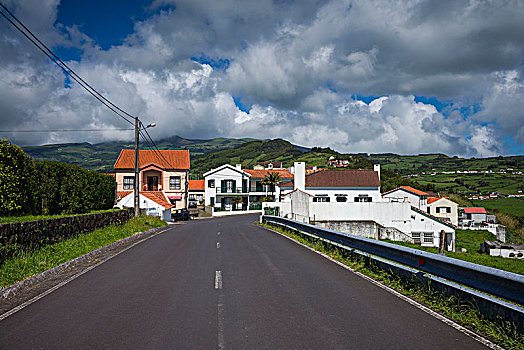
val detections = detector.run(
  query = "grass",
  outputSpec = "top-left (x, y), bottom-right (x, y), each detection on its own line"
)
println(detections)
top-left (384, 230), bottom-right (524, 275)
top-left (261, 222), bottom-right (524, 349)
top-left (0, 215), bottom-right (166, 289)
top-left (0, 209), bottom-right (124, 224)
top-left (472, 198), bottom-right (524, 217)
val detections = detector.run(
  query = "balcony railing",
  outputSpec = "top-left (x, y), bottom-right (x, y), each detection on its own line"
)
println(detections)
top-left (216, 187), bottom-right (249, 194)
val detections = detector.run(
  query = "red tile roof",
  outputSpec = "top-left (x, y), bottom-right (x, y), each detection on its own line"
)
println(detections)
top-left (383, 186), bottom-right (428, 197)
top-left (427, 197), bottom-right (443, 204)
top-left (188, 179), bottom-right (205, 191)
top-left (117, 191), bottom-right (132, 200)
top-left (463, 207), bottom-right (487, 214)
top-left (242, 169), bottom-right (294, 179)
top-left (142, 191), bottom-right (175, 210)
top-left (114, 149), bottom-right (190, 170)
top-left (281, 169), bottom-right (380, 188)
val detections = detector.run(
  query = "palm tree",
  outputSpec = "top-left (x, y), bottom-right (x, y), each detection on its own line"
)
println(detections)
top-left (232, 195), bottom-right (244, 211)
top-left (262, 172), bottom-right (281, 201)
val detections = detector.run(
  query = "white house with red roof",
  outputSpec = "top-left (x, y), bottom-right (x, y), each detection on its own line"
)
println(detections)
top-left (427, 197), bottom-right (459, 226)
top-left (265, 163), bottom-right (455, 250)
top-left (382, 186), bottom-right (429, 211)
top-left (115, 191), bottom-right (174, 221)
top-left (463, 207), bottom-right (488, 223)
top-left (114, 149), bottom-right (190, 210)
top-left (188, 179), bottom-right (205, 207)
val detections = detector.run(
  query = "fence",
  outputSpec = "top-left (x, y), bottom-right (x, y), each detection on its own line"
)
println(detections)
top-left (262, 215), bottom-right (524, 328)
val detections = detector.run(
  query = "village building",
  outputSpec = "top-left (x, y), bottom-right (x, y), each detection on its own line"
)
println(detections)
top-left (382, 186), bottom-right (429, 211)
top-left (265, 163), bottom-right (455, 250)
top-left (427, 197), bottom-right (459, 226)
top-left (188, 180), bottom-right (205, 208)
top-left (114, 149), bottom-right (190, 210)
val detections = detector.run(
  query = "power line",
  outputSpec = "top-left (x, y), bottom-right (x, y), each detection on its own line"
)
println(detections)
top-left (0, 128), bottom-right (134, 133)
top-left (0, 2), bottom-right (135, 126)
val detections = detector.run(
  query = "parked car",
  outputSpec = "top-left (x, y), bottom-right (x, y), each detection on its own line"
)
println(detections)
top-left (173, 208), bottom-right (190, 221)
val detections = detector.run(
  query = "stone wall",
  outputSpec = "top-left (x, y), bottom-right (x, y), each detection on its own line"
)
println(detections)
top-left (0, 209), bottom-right (134, 263)
top-left (313, 220), bottom-right (380, 239)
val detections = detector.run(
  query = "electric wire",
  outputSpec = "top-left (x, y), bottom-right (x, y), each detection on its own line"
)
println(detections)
top-left (0, 128), bottom-right (134, 133)
top-left (0, 2), bottom-right (135, 126)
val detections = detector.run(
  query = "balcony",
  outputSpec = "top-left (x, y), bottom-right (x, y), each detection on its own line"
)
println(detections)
top-left (216, 187), bottom-right (249, 194)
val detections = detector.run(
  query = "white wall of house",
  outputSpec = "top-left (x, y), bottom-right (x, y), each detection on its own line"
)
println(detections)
top-left (383, 189), bottom-right (427, 211)
top-left (469, 212), bottom-right (487, 223)
top-left (204, 164), bottom-right (250, 208)
top-left (427, 198), bottom-right (458, 226)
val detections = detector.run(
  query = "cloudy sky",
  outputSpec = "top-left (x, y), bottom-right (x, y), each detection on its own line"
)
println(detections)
top-left (1, 0), bottom-right (523, 157)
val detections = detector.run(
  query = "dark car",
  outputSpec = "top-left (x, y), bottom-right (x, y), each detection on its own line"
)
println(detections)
top-left (173, 208), bottom-right (190, 221)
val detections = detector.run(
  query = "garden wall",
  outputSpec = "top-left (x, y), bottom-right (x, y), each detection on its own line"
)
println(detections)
top-left (0, 209), bottom-right (133, 263)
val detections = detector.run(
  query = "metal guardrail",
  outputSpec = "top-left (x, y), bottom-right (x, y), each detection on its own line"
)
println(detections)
top-left (262, 215), bottom-right (524, 306)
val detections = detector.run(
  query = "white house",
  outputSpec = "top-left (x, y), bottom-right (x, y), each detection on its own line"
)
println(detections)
top-left (382, 186), bottom-right (429, 211)
top-left (278, 162), bottom-right (382, 203)
top-left (265, 163), bottom-right (455, 250)
top-left (427, 197), bottom-right (459, 226)
top-left (204, 164), bottom-right (251, 211)
top-left (463, 207), bottom-right (488, 223)
top-left (116, 191), bottom-right (174, 221)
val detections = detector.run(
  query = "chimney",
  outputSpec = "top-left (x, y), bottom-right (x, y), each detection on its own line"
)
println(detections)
top-left (236, 164), bottom-right (242, 170)
top-left (294, 162), bottom-right (305, 191)
top-left (374, 164), bottom-right (381, 181)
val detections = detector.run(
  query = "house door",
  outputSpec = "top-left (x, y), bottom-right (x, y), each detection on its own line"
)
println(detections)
top-left (147, 176), bottom-right (158, 191)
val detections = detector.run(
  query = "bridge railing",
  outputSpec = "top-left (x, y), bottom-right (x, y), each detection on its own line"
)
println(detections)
top-left (262, 215), bottom-right (524, 307)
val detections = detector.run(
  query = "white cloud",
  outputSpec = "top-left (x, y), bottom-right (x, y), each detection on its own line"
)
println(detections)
top-left (0, 0), bottom-right (523, 156)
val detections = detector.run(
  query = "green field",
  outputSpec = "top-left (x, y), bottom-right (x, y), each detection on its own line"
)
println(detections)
top-left (472, 198), bottom-right (524, 217)
top-left (410, 172), bottom-right (523, 195)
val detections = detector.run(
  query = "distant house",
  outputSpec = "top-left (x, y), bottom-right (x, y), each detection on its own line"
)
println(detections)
top-left (463, 207), bottom-right (487, 223)
top-left (382, 186), bottom-right (428, 211)
top-left (203, 164), bottom-right (293, 213)
top-left (427, 197), bottom-right (458, 226)
top-left (116, 191), bottom-right (174, 221)
top-left (243, 168), bottom-right (293, 207)
top-left (114, 149), bottom-right (190, 210)
top-left (253, 161), bottom-right (283, 170)
top-left (188, 180), bottom-right (205, 208)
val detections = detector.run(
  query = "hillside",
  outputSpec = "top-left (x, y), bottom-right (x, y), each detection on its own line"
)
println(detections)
top-left (365, 153), bottom-right (524, 175)
top-left (22, 136), bottom-right (258, 172)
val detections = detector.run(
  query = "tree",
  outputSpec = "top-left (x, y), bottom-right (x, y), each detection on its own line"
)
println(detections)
top-left (232, 196), bottom-right (243, 210)
top-left (262, 172), bottom-right (281, 201)
top-left (0, 139), bottom-right (33, 216)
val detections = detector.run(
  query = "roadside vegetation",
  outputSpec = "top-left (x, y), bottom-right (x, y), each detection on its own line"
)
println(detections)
top-left (0, 215), bottom-right (166, 289)
top-left (261, 222), bottom-right (524, 349)
top-left (0, 209), bottom-right (122, 224)
top-left (383, 229), bottom-right (524, 275)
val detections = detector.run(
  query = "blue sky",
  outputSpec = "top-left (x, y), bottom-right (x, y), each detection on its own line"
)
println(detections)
top-left (1, 0), bottom-right (523, 157)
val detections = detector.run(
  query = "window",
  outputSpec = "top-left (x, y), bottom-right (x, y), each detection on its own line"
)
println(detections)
top-left (313, 196), bottom-right (330, 202)
top-left (210, 197), bottom-right (215, 206)
top-left (208, 179), bottom-right (215, 188)
top-left (354, 195), bottom-right (372, 202)
top-left (437, 207), bottom-right (451, 214)
top-left (336, 196), bottom-right (347, 202)
top-left (123, 176), bottom-right (134, 190)
top-left (189, 194), bottom-right (196, 200)
top-left (170, 176), bottom-right (181, 190)
top-left (412, 232), bottom-right (421, 244)
top-left (423, 233), bottom-right (433, 244)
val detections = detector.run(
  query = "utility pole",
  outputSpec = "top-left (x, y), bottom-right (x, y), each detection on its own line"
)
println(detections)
top-left (134, 116), bottom-right (140, 216)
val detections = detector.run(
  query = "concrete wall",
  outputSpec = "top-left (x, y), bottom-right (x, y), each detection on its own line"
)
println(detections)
top-left (315, 221), bottom-right (379, 239)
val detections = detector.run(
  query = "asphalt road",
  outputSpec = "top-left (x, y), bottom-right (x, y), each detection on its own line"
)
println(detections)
top-left (0, 214), bottom-right (488, 349)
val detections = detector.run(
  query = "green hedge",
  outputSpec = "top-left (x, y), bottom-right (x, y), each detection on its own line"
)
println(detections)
top-left (0, 138), bottom-right (115, 216)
